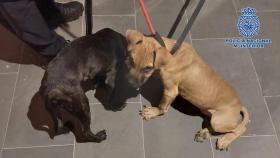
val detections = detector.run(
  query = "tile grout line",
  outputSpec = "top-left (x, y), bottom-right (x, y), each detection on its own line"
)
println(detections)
top-left (254, 10), bottom-right (280, 13)
top-left (93, 14), bottom-right (135, 17)
top-left (2, 144), bottom-right (74, 150)
top-left (90, 101), bottom-right (141, 105)
top-left (264, 95), bottom-right (280, 98)
top-left (263, 98), bottom-right (280, 148)
top-left (247, 50), bottom-right (280, 149)
top-left (209, 138), bottom-right (216, 158)
top-left (211, 134), bottom-right (277, 139)
top-left (182, 0), bottom-right (193, 45)
top-left (0, 72), bottom-right (18, 75)
top-left (183, 0), bottom-right (215, 156)
top-left (139, 95), bottom-right (146, 158)
top-left (134, 1), bottom-right (146, 158)
top-left (231, 0), bottom-right (238, 12)
top-left (0, 69), bottom-right (19, 156)
top-left (81, 5), bottom-right (84, 36)
top-left (241, 135), bottom-right (276, 138)
top-left (0, 43), bottom-right (24, 158)
top-left (73, 139), bottom-right (76, 158)
top-left (192, 37), bottom-right (240, 41)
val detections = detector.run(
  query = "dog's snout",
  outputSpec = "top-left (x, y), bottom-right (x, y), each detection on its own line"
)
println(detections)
top-left (126, 72), bottom-right (142, 88)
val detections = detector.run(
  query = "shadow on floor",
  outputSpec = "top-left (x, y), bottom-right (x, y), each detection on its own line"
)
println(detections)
top-left (27, 91), bottom-right (58, 138)
top-left (95, 66), bottom-right (139, 111)
top-left (27, 89), bottom-right (99, 142)
top-left (140, 75), bottom-right (211, 129)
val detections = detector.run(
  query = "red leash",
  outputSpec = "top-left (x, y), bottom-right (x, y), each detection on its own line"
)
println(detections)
top-left (139, 0), bottom-right (166, 47)
top-left (139, 0), bottom-right (156, 34)
top-left (138, 0), bottom-right (205, 54)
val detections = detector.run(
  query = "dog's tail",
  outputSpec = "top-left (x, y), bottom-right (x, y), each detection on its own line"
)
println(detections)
top-left (85, 0), bottom-right (92, 35)
top-left (238, 106), bottom-right (250, 129)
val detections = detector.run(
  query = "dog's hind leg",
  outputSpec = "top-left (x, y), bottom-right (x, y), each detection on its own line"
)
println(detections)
top-left (45, 97), bottom-right (70, 137)
top-left (210, 106), bottom-right (249, 150)
top-left (74, 90), bottom-right (107, 142)
top-left (75, 105), bottom-right (107, 143)
top-left (46, 107), bottom-right (70, 137)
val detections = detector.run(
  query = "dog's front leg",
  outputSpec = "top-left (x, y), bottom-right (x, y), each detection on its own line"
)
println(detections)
top-left (74, 91), bottom-right (107, 143)
top-left (141, 84), bottom-right (178, 120)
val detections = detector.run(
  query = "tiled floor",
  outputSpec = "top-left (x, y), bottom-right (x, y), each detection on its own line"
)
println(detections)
top-left (0, 0), bottom-right (280, 158)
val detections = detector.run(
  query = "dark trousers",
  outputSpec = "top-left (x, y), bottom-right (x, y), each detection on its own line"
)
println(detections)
top-left (0, 0), bottom-right (66, 56)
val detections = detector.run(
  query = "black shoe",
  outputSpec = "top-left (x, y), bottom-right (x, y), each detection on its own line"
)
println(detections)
top-left (55, 1), bottom-right (84, 23)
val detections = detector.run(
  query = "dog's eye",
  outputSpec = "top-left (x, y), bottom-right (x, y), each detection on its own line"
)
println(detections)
top-left (136, 40), bottom-right (143, 45)
top-left (142, 66), bottom-right (153, 73)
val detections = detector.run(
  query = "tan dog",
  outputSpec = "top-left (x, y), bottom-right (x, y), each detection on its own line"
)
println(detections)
top-left (125, 29), bottom-right (249, 150)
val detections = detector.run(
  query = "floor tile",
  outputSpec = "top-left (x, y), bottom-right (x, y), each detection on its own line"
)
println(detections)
top-left (265, 96), bottom-right (280, 143)
top-left (188, 0), bottom-right (238, 39)
top-left (136, 0), bottom-right (191, 42)
top-left (75, 103), bottom-right (144, 158)
top-left (0, 25), bottom-right (22, 73)
top-left (192, 39), bottom-right (275, 135)
top-left (0, 74), bottom-right (17, 148)
top-left (4, 65), bottom-right (74, 148)
top-left (87, 90), bottom-right (140, 104)
top-left (143, 106), bottom-right (212, 158)
top-left (92, 0), bottom-right (134, 15)
top-left (141, 78), bottom-right (211, 158)
top-left (55, 17), bottom-right (83, 41)
top-left (234, 0), bottom-right (280, 11)
top-left (56, 0), bottom-right (83, 4)
top-left (249, 12), bottom-right (280, 96)
top-left (1, 145), bottom-right (73, 158)
top-left (91, 15), bottom-right (135, 35)
top-left (213, 136), bottom-right (280, 158)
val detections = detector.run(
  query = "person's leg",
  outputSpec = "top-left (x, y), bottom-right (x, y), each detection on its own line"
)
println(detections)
top-left (0, 0), bottom-right (66, 56)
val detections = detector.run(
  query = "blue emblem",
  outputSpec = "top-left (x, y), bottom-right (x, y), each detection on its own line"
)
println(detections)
top-left (237, 7), bottom-right (260, 38)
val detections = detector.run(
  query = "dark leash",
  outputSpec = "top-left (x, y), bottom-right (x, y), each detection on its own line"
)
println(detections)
top-left (139, 0), bottom-right (205, 55)
top-left (85, 0), bottom-right (92, 35)
top-left (167, 0), bottom-right (192, 38)
top-left (170, 0), bottom-right (205, 54)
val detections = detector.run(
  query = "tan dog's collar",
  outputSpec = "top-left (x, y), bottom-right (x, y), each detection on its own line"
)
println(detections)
top-left (152, 50), bottom-right (156, 68)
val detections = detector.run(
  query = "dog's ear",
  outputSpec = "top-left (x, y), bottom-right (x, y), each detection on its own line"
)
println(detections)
top-left (154, 47), bottom-right (173, 68)
top-left (126, 29), bottom-right (143, 45)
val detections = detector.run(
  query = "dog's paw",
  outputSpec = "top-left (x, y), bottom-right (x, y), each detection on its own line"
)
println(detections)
top-left (216, 137), bottom-right (230, 151)
top-left (194, 129), bottom-right (210, 143)
top-left (140, 106), bottom-right (161, 120)
top-left (95, 130), bottom-right (107, 142)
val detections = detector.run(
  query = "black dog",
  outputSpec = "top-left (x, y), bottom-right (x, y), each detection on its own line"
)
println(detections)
top-left (40, 28), bottom-right (127, 142)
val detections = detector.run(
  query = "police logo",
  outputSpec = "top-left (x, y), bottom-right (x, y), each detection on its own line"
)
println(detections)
top-left (237, 7), bottom-right (260, 38)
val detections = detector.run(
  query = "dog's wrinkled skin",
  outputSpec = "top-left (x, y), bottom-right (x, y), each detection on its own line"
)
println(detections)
top-left (41, 28), bottom-right (127, 143)
top-left (125, 29), bottom-right (249, 150)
